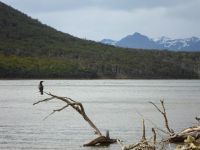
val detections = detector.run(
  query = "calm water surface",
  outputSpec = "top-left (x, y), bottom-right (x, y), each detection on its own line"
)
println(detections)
top-left (0, 80), bottom-right (200, 150)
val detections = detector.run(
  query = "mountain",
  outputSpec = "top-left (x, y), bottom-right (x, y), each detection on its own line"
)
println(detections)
top-left (1, 1), bottom-right (200, 79)
top-left (101, 33), bottom-right (200, 51)
top-left (116, 32), bottom-right (159, 49)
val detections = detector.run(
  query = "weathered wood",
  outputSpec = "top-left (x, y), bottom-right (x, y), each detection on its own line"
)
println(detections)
top-left (142, 119), bottom-right (146, 141)
top-left (167, 125), bottom-right (200, 143)
top-left (34, 92), bottom-right (102, 136)
top-left (149, 100), bottom-right (174, 135)
top-left (150, 100), bottom-right (200, 144)
top-left (176, 135), bottom-right (200, 150)
top-left (84, 134), bottom-right (116, 146)
top-left (33, 92), bottom-right (117, 146)
top-left (152, 128), bottom-right (156, 145)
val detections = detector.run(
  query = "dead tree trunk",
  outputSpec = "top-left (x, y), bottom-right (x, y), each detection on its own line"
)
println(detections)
top-left (33, 92), bottom-right (116, 146)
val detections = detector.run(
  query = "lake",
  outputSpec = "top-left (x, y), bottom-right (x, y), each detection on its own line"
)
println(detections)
top-left (0, 80), bottom-right (200, 150)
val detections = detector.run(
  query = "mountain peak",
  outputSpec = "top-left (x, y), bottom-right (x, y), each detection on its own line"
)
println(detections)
top-left (116, 32), bottom-right (157, 49)
top-left (132, 32), bottom-right (148, 38)
top-left (133, 32), bottom-right (142, 36)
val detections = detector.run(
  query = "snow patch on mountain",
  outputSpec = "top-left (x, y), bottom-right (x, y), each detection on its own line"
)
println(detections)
top-left (101, 33), bottom-right (200, 51)
top-left (100, 39), bottom-right (116, 46)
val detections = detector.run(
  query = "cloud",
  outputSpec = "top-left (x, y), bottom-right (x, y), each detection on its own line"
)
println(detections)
top-left (1, 0), bottom-right (194, 13)
top-left (31, 5), bottom-right (200, 40)
top-left (166, 0), bottom-right (200, 21)
top-left (1, 0), bottom-right (200, 40)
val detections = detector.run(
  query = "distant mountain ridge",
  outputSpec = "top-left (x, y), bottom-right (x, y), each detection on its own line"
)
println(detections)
top-left (101, 32), bottom-right (200, 51)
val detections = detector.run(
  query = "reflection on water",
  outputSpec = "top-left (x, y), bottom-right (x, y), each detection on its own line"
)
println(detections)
top-left (0, 80), bottom-right (200, 149)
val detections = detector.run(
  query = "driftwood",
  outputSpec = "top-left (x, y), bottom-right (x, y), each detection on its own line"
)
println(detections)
top-left (117, 100), bottom-right (200, 150)
top-left (150, 100), bottom-right (200, 144)
top-left (84, 132), bottom-right (116, 146)
top-left (34, 90), bottom-right (200, 148)
top-left (168, 125), bottom-right (200, 143)
top-left (33, 92), bottom-right (116, 146)
top-left (117, 119), bottom-right (156, 150)
top-left (176, 135), bottom-right (200, 150)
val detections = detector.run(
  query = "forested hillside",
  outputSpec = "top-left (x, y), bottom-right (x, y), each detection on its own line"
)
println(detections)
top-left (0, 1), bottom-right (200, 79)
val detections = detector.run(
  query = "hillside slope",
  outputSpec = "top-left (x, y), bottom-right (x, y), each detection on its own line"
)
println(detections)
top-left (0, 1), bottom-right (200, 79)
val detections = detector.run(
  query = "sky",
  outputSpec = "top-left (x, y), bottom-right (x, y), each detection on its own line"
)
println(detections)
top-left (1, 0), bottom-right (200, 41)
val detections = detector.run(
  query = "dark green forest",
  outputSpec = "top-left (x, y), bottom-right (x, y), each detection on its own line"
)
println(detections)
top-left (0, 1), bottom-right (200, 79)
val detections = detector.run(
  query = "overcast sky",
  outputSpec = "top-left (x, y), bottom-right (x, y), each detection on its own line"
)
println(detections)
top-left (1, 0), bottom-right (200, 41)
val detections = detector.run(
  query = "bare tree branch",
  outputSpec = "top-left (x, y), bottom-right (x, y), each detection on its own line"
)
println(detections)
top-left (33, 92), bottom-right (117, 146)
top-left (149, 101), bottom-right (163, 114)
top-left (43, 104), bottom-right (70, 120)
top-left (43, 111), bottom-right (55, 121)
top-left (33, 97), bottom-right (55, 105)
top-left (142, 119), bottom-right (146, 141)
top-left (34, 92), bottom-right (102, 136)
top-left (149, 100), bottom-right (174, 135)
top-left (152, 128), bottom-right (156, 145)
